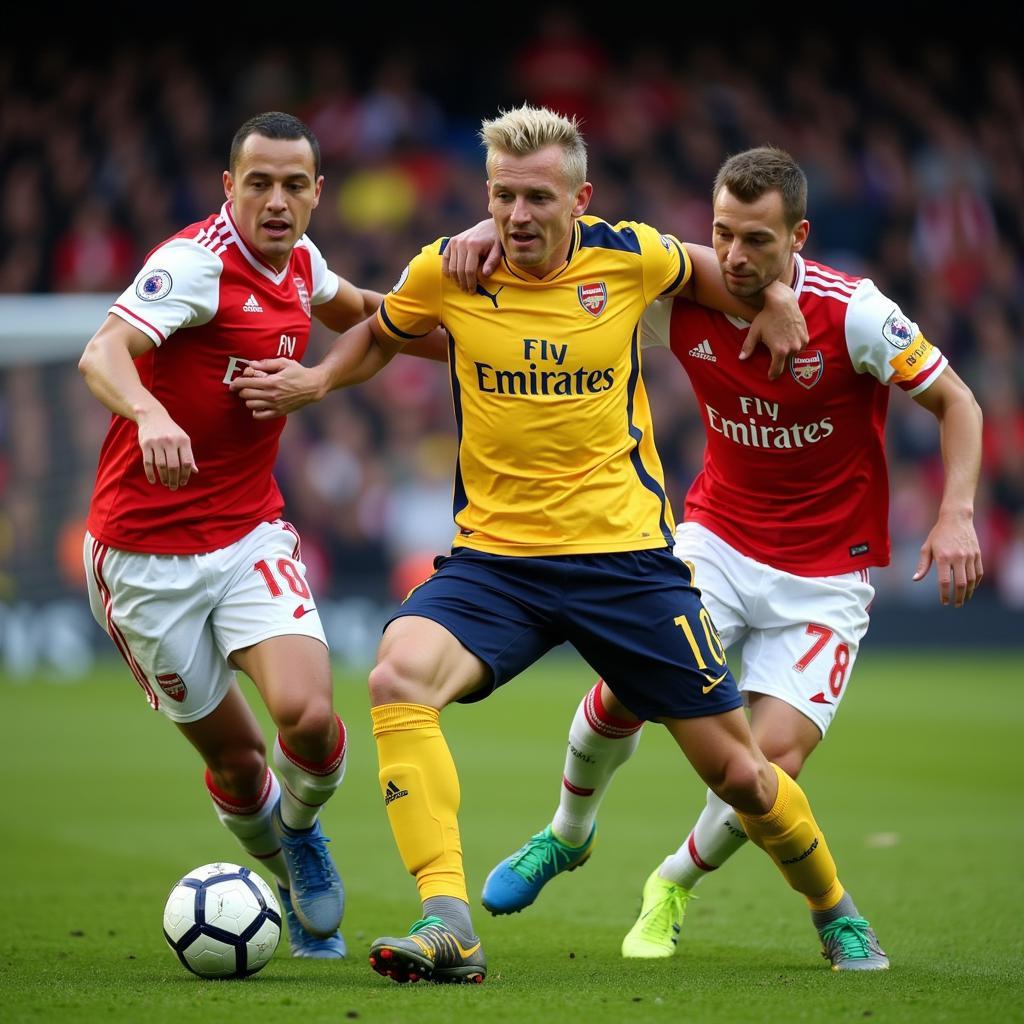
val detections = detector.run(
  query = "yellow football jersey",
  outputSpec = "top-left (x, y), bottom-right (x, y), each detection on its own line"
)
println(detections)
top-left (377, 216), bottom-right (692, 556)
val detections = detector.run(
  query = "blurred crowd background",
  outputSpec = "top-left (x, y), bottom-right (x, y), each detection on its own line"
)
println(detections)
top-left (2, 17), bottom-right (1023, 666)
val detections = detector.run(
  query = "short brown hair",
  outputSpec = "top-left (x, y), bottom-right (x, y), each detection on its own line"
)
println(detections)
top-left (230, 112), bottom-right (321, 178)
top-left (713, 146), bottom-right (807, 227)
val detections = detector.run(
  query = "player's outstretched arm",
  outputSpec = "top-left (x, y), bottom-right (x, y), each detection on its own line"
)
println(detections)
top-left (910, 367), bottom-right (984, 606)
top-left (313, 278), bottom-right (385, 332)
top-left (682, 244), bottom-right (807, 380)
top-left (231, 314), bottom-right (401, 420)
top-left (78, 315), bottom-right (197, 490)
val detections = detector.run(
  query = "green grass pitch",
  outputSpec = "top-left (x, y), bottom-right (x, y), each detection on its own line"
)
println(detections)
top-left (2, 650), bottom-right (1022, 1023)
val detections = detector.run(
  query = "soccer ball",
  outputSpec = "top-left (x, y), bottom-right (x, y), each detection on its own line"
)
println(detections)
top-left (162, 863), bottom-right (281, 979)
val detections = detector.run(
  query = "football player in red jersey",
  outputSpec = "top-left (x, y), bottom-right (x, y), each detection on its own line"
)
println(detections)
top-left (454, 146), bottom-right (982, 970)
top-left (79, 112), bottom-right (401, 959)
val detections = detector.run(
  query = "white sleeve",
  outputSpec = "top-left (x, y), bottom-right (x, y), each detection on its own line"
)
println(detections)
top-left (300, 235), bottom-right (342, 306)
top-left (844, 279), bottom-right (948, 396)
top-left (109, 238), bottom-right (221, 345)
top-left (640, 297), bottom-right (673, 350)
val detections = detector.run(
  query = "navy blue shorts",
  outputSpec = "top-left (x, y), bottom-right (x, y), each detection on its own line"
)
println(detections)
top-left (387, 546), bottom-right (742, 721)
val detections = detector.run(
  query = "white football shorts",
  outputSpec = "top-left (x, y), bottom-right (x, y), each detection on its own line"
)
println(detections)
top-left (675, 521), bottom-right (874, 736)
top-left (84, 520), bottom-right (327, 724)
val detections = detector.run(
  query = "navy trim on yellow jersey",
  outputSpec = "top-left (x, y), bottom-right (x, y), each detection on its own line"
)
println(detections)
top-left (501, 254), bottom-right (523, 280)
top-left (379, 301), bottom-right (429, 340)
top-left (438, 237), bottom-right (451, 255)
top-left (579, 221), bottom-right (642, 254)
top-left (625, 326), bottom-right (673, 545)
top-left (565, 219), bottom-right (580, 263)
top-left (448, 333), bottom-right (468, 520)
top-left (660, 237), bottom-right (688, 296)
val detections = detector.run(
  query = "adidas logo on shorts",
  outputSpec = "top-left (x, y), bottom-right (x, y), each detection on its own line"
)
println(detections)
top-left (688, 339), bottom-right (716, 362)
top-left (384, 779), bottom-right (409, 805)
top-left (242, 293), bottom-right (264, 313)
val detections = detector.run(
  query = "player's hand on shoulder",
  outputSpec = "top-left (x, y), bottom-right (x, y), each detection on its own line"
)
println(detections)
top-left (442, 219), bottom-right (502, 293)
top-left (229, 357), bottom-right (322, 419)
top-left (136, 409), bottom-right (197, 491)
top-left (742, 281), bottom-right (808, 380)
top-left (913, 510), bottom-right (984, 607)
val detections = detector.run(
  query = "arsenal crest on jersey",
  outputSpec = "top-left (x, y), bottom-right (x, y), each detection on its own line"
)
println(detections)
top-left (156, 672), bottom-right (188, 702)
top-left (293, 276), bottom-right (312, 318)
top-left (578, 282), bottom-right (608, 317)
top-left (790, 351), bottom-right (824, 389)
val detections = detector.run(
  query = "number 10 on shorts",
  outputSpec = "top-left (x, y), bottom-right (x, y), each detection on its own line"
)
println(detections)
top-left (674, 609), bottom-right (727, 671)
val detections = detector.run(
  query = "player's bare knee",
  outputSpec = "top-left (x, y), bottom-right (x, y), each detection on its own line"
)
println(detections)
top-left (767, 749), bottom-right (806, 780)
top-left (205, 746), bottom-right (267, 798)
top-left (710, 755), bottom-right (773, 815)
top-left (368, 654), bottom-right (432, 706)
top-left (276, 702), bottom-right (336, 756)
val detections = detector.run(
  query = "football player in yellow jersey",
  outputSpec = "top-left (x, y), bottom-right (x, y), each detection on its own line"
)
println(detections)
top-left (233, 105), bottom-right (865, 985)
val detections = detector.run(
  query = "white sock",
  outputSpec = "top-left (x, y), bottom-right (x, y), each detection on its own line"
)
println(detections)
top-left (205, 767), bottom-right (288, 887)
top-left (551, 682), bottom-right (643, 847)
top-left (659, 788), bottom-right (749, 889)
top-left (272, 714), bottom-right (347, 830)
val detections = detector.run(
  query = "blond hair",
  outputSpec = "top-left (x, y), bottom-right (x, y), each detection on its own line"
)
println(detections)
top-left (480, 104), bottom-right (587, 189)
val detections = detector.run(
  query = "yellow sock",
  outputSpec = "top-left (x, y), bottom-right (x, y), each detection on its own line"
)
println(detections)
top-left (371, 702), bottom-right (467, 903)
top-left (736, 763), bottom-right (845, 911)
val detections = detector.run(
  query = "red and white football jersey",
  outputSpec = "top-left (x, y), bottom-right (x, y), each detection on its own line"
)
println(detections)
top-left (644, 254), bottom-right (947, 576)
top-left (87, 203), bottom-right (339, 554)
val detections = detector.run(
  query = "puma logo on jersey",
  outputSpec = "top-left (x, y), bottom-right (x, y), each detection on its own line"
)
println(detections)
top-left (242, 294), bottom-right (264, 313)
top-left (688, 339), bottom-right (716, 362)
top-left (476, 284), bottom-right (504, 309)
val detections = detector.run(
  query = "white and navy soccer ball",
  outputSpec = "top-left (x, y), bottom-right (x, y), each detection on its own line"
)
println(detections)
top-left (162, 863), bottom-right (281, 979)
